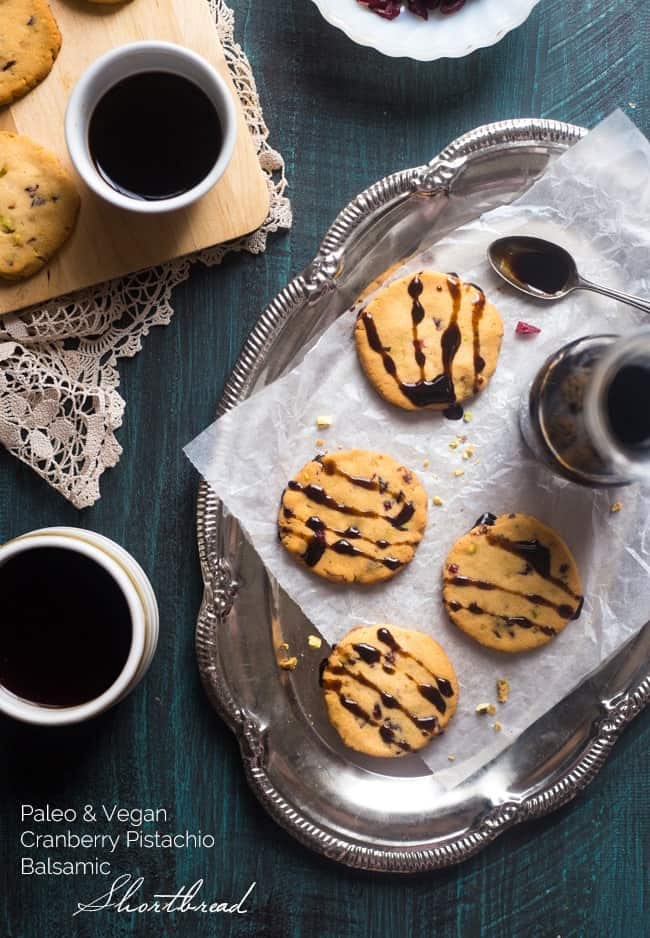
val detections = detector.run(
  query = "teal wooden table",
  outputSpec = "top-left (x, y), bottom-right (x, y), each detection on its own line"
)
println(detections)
top-left (1, 2), bottom-right (649, 936)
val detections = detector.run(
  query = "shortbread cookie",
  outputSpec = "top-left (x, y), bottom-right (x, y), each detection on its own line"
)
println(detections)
top-left (0, 0), bottom-right (61, 107)
top-left (0, 132), bottom-right (80, 281)
top-left (443, 512), bottom-right (583, 653)
top-left (321, 624), bottom-right (459, 758)
top-left (278, 450), bottom-right (428, 584)
top-left (354, 270), bottom-right (504, 412)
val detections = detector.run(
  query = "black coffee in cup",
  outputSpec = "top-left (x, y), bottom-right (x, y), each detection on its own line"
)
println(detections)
top-left (88, 71), bottom-right (223, 201)
top-left (0, 547), bottom-right (132, 707)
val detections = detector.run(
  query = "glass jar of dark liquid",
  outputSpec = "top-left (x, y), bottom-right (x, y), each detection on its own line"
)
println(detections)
top-left (520, 329), bottom-right (650, 487)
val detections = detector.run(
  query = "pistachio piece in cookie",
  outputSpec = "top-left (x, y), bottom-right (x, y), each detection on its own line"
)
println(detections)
top-left (0, 132), bottom-right (80, 281)
top-left (321, 624), bottom-right (459, 758)
top-left (442, 512), bottom-right (583, 652)
top-left (278, 449), bottom-right (428, 585)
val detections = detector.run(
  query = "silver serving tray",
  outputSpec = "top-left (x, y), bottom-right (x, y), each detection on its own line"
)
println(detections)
top-left (195, 118), bottom-right (650, 872)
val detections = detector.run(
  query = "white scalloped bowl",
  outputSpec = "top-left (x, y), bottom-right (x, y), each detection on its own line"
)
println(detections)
top-left (310, 0), bottom-right (542, 60)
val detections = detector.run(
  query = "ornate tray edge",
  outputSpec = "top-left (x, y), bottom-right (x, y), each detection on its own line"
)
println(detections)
top-left (193, 118), bottom-right (650, 874)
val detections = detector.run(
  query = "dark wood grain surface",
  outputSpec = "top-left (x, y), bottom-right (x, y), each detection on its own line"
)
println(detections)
top-left (1, 1), bottom-right (649, 936)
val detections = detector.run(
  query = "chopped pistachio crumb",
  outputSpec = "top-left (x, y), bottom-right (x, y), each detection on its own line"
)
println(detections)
top-left (611, 501), bottom-right (622, 513)
top-left (432, 495), bottom-right (444, 507)
top-left (447, 754), bottom-right (456, 762)
top-left (307, 635), bottom-right (322, 650)
top-left (422, 458), bottom-right (430, 468)
top-left (453, 469), bottom-right (465, 477)
top-left (0, 215), bottom-right (15, 233)
top-left (278, 656), bottom-right (298, 671)
top-left (496, 678), bottom-right (510, 703)
top-left (463, 411), bottom-right (473, 424)
top-left (475, 702), bottom-right (497, 715)
top-left (463, 446), bottom-right (475, 460)
top-left (316, 415), bottom-right (333, 429)
top-left (465, 542), bottom-right (477, 555)
top-left (493, 722), bottom-right (502, 733)
top-left (449, 439), bottom-right (459, 450)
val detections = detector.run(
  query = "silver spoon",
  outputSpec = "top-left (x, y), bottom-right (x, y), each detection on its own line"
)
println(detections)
top-left (487, 235), bottom-right (650, 315)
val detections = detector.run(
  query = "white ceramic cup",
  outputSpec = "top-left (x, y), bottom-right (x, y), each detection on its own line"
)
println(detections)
top-left (0, 528), bottom-right (159, 726)
top-left (65, 40), bottom-right (237, 214)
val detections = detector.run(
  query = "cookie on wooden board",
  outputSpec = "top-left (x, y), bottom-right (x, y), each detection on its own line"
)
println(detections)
top-left (442, 512), bottom-right (583, 653)
top-left (0, 132), bottom-right (80, 281)
top-left (0, 0), bottom-right (61, 107)
top-left (278, 449), bottom-right (428, 585)
top-left (354, 270), bottom-right (504, 412)
top-left (321, 624), bottom-right (459, 758)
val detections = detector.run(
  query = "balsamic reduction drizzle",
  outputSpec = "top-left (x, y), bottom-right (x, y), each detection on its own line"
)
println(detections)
top-left (352, 643), bottom-right (381, 665)
top-left (445, 574), bottom-right (579, 620)
top-left (287, 480), bottom-right (413, 530)
top-left (317, 455), bottom-right (395, 496)
top-left (448, 599), bottom-right (556, 637)
top-left (443, 403), bottom-right (464, 421)
top-left (376, 627), bottom-right (453, 711)
top-left (473, 512), bottom-right (497, 528)
top-left (282, 524), bottom-right (403, 571)
top-left (485, 533), bottom-right (580, 600)
top-left (409, 275), bottom-right (427, 380)
top-left (331, 662), bottom-right (439, 733)
top-left (360, 275), bottom-right (466, 409)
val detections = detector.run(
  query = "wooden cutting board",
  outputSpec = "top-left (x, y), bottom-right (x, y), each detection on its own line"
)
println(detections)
top-left (0, 0), bottom-right (270, 314)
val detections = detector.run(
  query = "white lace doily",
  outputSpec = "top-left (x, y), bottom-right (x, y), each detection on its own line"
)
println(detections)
top-left (0, 0), bottom-right (292, 509)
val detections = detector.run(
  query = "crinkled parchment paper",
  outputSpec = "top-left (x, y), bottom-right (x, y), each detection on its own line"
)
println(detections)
top-left (186, 111), bottom-right (650, 787)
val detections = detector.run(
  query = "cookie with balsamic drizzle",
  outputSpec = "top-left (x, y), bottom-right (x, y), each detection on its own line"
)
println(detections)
top-left (443, 513), bottom-right (583, 652)
top-left (321, 624), bottom-right (458, 758)
top-left (354, 270), bottom-right (503, 414)
top-left (278, 450), bottom-right (428, 584)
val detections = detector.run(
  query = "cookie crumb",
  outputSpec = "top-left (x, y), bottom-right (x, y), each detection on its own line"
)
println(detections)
top-left (475, 702), bottom-right (496, 716)
top-left (447, 754), bottom-right (456, 762)
top-left (307, 635), bottom-right (322, 649)
top-left (315, 438), bottom-right (325, 447)
top-left (432, 495), bottom-right (444, 507)
top-left (493, 722), bottom-right (502, 733)
top-left (453, 469), bottom-right (465, 477)
top-left (610, 501), bottom-right (622, 513)
top-left (463, 411), bottom-right (473, 424)
top-left (316, 415), bottom-right (333, 429)
top-left (278, 656), bottom-right (298, 671)
top-left (496, 678), bottom-right (510, 703)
